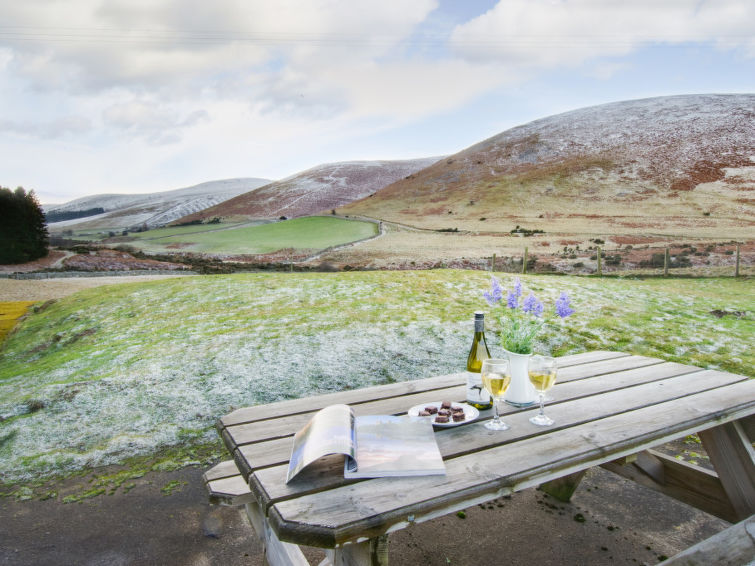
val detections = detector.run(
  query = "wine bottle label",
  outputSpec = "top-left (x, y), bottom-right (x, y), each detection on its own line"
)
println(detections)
top-left (465, 371), bottom-right (491, 404)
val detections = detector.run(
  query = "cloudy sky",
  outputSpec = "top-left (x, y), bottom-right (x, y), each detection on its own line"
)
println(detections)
top-left (2, 0), bottom-right (754, 204)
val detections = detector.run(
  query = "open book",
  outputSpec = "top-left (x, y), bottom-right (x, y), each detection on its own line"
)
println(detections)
top-left (286, 404), bottom-right (446, 483)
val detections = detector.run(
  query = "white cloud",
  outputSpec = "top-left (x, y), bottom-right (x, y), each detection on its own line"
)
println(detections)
top-left (0, 1), bottom-right (439, 93)
top-left (0, 115), bottom-right (91, 138)
top-left (1, 0), bottom-right (753, 202)
top-left (102, 100), bottom-right (209, 145)
top-left (586, 61), bottom-right (631, 80)
top-left (450, 0), bottom-right (755, 68)
top-left (323, 58), bottom-right (512, 122)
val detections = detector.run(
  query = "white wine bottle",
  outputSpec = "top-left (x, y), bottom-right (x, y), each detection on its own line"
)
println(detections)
top-left (465, 311), bottom-right (493, 409)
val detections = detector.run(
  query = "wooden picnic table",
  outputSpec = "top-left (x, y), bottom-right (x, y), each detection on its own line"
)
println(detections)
top-left (214, 351), bottom-right (755, 566)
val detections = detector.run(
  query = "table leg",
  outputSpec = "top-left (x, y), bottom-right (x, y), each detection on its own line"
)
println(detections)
top-left (323, 535), bottom-right (389, 566)
top-left (245, 501), bottom-right (312, 566)
top-left (539, 470), bottom-right (587, 502)
top-left (601, 449), bottom-right (739, 522)
top-left (699, 419), bottom-right (755, 521)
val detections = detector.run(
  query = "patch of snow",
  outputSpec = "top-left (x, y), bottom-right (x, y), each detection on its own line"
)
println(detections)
top-left (45, 178), bottom-right (270, 230)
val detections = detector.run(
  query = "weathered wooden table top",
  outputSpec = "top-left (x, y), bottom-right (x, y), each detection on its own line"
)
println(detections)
top-left (218, 350), bottom-right (754, 548)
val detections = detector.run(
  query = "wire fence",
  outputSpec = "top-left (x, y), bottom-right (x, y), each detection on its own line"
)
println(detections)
top-left (487, 242), bottom-right (750, 277)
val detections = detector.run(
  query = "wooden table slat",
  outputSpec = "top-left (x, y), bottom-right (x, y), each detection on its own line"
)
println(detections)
top-left (248, 367), bottom-right (750, 510)
top-left (226, 359), bottom-right (706, 458)
top-left (268, 378), bottom-right (755, 547)
top-left (234, 361), bottom-right (707, 473)
top-left (555, 354), bottom-right (663, 381)
top-left (219, 373), bottom-right (466, 428)
top-left (219, 351), bottom-right (629, 428)
top-left (203, 459), bottom-right (243, 482)
top-left (553, 350), bottom-right (629, 365)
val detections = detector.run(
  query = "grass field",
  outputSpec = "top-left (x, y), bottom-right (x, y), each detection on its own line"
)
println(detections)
top-left (0, 271), bottom-right (752, 489)
top-left (127, 222), bottom-right (250, 239)
top-left (123, 216), bottom-right (378, 254)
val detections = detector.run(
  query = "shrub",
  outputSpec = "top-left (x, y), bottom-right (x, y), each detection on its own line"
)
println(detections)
top-left (605, 255), bottom-right (622, 266)
top-left (510, 226), bottom-right (545, 236)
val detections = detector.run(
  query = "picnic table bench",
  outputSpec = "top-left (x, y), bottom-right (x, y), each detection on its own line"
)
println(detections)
top-left (207, 351), bottom-right (755, 566)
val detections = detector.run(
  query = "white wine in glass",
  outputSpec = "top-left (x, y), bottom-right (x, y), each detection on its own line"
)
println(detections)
top-left (528, 356), bottom-right (557, 426)
top-left (481, 359), bottom-right (511, 431)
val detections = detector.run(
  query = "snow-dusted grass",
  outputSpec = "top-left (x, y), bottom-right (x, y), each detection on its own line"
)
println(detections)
top-left (0, 271), bottom-right (752, 485)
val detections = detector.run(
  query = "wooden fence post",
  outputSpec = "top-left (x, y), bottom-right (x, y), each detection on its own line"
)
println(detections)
top-left (522, 247), bottom-right (528, 274)
top-left (735, 244), bottom-right (740, 277)
top-left (597, 246), bottom-right (602, 276)
top-left (664, 247), bottom-right (669, 276)
top-left (491, 253), bottom-right (496, 272)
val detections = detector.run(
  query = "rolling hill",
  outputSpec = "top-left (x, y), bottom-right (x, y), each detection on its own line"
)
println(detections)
top-left (45, 178), bottom-right (270, 233)
top-left (173, 157), bottom-right (442, 223)
top-left (337, 94), bottom-right (755, 239)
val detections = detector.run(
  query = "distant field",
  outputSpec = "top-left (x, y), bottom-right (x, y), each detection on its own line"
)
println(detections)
top-left (125, 216), bottom-right (378, 254)
top-left (66, 222), bottom-right (250, 242)
top-left (128, 222), bottom-right (249, 239)
top-left (67, 230), bottom-right (116, 241)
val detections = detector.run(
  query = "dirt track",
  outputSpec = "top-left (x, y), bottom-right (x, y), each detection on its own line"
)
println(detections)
top-left (0, 274), bottom-right (191, 302)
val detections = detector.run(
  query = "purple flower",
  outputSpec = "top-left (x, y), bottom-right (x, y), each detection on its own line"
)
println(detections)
top-left (513, 277), bottom-right (523, 298)
top-left (506, 290), bottom-right (519, 309)
top-left (483, 276), bottom-right (504, 306)
top-left (555, 292), bottom-right (575, 318)
top-left (522, 292), bottom-right (544, 317)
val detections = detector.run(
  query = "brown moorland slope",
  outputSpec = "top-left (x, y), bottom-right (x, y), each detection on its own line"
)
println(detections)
top-left (174, 157), bottom-right (441, 224)
top-left (337, 94), bottom-right (754, 240)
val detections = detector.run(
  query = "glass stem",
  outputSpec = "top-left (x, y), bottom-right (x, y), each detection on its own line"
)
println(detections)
top-left (493, 398), bottom-right (500, 422)
top-left (538, 393), bottom-right (545, 416)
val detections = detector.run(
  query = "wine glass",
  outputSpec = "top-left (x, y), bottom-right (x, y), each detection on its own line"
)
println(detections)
top-left (528, 355), bottom-right (558, 426)
top-left (481, 359), bottom-right (511, 431)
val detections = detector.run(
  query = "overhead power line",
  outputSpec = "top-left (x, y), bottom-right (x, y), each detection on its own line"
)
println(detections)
top-left (0, 25), bottom-right (751, 48)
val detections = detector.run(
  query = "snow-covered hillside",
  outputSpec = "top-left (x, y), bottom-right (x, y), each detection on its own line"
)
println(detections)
top-left (175, 157), bottom-right (443, 222)
top-left (462, 93), bottom-right (755, 184)
top-left (45, 178), bottom-right (270, 231)
top-left (341, 94), bottom-right (754, 235)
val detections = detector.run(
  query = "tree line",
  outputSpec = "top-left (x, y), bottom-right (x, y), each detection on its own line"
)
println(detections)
top-left (45, 207), bottom-right (104, 223)
top-left (0, 186), bottom-right (49, 264)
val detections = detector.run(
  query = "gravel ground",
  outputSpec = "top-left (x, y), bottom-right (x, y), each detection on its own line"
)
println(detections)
top-left (0, 465), bottom-right (730, 566)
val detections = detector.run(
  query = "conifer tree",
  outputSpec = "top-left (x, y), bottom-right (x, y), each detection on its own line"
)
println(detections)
top-left (0, 186), bottom-right (50, 264)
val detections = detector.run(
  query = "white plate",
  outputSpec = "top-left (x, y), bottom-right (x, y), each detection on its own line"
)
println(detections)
top-left (408, 402), bottom-right (480, 427)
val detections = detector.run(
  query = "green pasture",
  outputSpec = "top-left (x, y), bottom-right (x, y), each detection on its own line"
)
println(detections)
top-left (127, 222), bottom-right (249, 240)
top-left (128, 216), bottom-right (378, 254)
top-left (0, 271), bottom-right (752, 492)
top-left (67, 230), bottom-right (114, 241)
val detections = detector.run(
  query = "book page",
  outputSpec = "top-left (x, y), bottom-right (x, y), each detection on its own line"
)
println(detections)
top-left (286, 404), bottom-right (355, 483)
top-left (344, 415), bottom-right (446, 478)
